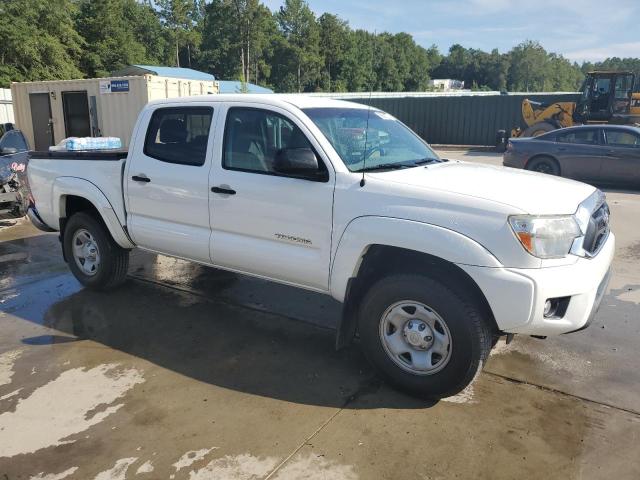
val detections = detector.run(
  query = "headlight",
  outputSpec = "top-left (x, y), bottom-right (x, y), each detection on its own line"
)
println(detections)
top-left (509, 215), bottom-right (581, 259)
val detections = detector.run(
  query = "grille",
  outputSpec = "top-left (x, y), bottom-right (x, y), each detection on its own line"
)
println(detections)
top-left (583, 202), bottom-right (610, 256)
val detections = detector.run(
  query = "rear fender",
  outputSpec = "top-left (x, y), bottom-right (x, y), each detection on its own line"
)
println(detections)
top-left (53, 177), bottom-right (134, 249)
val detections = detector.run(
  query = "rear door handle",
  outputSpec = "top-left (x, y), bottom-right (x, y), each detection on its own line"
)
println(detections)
top-left (211, 186), bottom-right (236, 195)
top-left (132, 175), bottom-right (151, 183)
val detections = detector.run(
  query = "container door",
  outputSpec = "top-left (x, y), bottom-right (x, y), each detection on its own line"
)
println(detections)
top-left (62, 91), bottom-right (91, 138)
top-left (29, 93), bottom-right (54, 151)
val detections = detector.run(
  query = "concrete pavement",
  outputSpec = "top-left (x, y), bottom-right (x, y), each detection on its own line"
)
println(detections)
top-left (0, 151), bottom-right (638, 479)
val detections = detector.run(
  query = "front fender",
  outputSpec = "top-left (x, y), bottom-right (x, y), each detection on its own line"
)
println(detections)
top-left (53, 177), bottom-right (134, 249)
top-left (329, 216), bottom-right (501, 302)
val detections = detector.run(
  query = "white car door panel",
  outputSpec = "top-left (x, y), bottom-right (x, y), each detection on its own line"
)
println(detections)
top-left (209, 104), bottom-right (335, 291)
top-left (126, 105), bottom-right (216, 263)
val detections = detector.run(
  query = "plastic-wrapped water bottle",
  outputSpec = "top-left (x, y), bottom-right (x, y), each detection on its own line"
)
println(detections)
top-left (66, 137), bottom-right (122, 151)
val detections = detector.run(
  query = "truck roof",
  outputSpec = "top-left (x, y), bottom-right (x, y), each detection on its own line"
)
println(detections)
top-left (147, 94), bottom-right (371, 110)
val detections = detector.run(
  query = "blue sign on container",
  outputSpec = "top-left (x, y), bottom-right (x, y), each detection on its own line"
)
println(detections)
top-left (110, 80), bottom-right (130, 93)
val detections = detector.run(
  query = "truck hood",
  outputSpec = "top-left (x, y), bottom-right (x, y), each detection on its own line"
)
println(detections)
top-left (368, 161), bottom-right (595, 215)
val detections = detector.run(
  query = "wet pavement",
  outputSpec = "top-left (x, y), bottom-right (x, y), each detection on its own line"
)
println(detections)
top-left (1, 152), bottom-right (639, 479)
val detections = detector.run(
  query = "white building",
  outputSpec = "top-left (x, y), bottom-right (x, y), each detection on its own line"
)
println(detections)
top-left (0, 88), bottom-right (14, 125)
top-left (428, 79), bottom-right (465, 91)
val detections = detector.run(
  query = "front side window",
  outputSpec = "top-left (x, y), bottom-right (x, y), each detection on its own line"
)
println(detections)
top-left (303, 107), bottom-right (440, 172)
top-left (605, 130), bottom-right (640, 147)
top-left (556, 129), bottom-right (599, 145)
top-left (144, 107), bottom-right (213, 166)
top-left (223, 107), bottom-right (327, 179)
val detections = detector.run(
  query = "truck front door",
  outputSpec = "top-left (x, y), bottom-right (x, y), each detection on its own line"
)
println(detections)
top-left (208, 104), bottom-right (335, 292)
top-left (126, 105), bottom-right (215, 263)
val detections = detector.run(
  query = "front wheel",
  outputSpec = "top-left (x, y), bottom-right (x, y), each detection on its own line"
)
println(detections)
top-left (63, 212), bottom-right (129, 290)
top-left (358, 274), bottom-right (492, 398)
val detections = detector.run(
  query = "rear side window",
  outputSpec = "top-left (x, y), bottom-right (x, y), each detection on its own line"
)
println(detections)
top-left (556, 129), bottom-right (599, 145)
top-left (605, 130), bottom-right (640, 147)
top-left (144, 107), bottom-right (213, 166)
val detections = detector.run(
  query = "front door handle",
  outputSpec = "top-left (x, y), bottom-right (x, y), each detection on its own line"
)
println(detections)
top-left (132, 175), bottom-right (151, 183)
top-left (211, 186), bottom-right (236, 195)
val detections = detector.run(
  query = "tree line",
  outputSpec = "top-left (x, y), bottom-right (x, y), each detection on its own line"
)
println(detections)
top-left (1, 0), bottom-right (639, 93)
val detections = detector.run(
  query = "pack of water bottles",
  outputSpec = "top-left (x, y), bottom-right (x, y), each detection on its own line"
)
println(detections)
top-left (49, 137), bottom-right (122, 151)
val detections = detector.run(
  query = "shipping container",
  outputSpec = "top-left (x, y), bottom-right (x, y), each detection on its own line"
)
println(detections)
top-left (0, 88), bottom-right (14, 125)
top-left (338, 92), bottom-right (581, 146)
top-left (11, 75), bottom-right (219, 150)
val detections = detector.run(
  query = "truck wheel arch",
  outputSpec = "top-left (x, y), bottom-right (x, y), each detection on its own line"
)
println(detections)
top-left (330, 217), bottom-right (501, 349)
top-left (53, 178), bottom-right (134, 250)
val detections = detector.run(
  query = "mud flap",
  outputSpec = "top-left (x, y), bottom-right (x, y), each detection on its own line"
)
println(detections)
top-left (336, 277), bottom-right (359, 350)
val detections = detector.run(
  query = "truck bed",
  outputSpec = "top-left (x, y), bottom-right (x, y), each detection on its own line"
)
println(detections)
top-left (27, 150), bottom-right (129, 230)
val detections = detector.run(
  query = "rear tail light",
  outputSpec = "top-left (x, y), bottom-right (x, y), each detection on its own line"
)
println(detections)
top-left (506, 141), bottom-right (513, 151)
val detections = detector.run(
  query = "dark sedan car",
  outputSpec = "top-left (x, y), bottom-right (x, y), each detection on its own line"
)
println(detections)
top-left (503, 125), bottom-right (640, 186)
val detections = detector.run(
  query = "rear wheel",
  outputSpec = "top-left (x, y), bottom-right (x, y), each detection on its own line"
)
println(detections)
top-left (522, 122), bottom-right (555, 138)
top-left (526, 156), bottom-right (560, 176)
top-left (358, 274), bottom-right (492, 399)
top-left (63, 212), bottom-right (129, 290)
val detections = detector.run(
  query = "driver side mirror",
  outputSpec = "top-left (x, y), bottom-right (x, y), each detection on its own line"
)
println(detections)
top-left (0, 147), bottom-right (18, 156)
top-left (273, 148), bottom-right (325, 180)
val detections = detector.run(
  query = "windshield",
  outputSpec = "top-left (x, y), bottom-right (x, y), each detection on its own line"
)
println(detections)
top-left (303, 107), bottom-right (440, 172)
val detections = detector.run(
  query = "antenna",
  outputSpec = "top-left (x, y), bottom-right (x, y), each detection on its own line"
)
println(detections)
top-left (360, 31), bottom-right (376, 188)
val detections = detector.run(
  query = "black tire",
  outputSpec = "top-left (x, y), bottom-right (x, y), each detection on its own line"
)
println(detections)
top-left (526, 155), bottom-right (560, 176)
top-left (358, 274), bottom-right (492, 399)
top-left (63, 212), bottom-right (129, 290)
top-left (522, 122), bottom-right (555, 137)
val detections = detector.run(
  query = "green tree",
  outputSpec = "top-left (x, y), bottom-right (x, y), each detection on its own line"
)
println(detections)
top-left (198, 0), bottom-right (276, 85)
top-left (318, 13), bottom-right (349, 91)
top-left (0, 0), bottom-right (84, 87)
top-left (275, 0), bottom-right (322, 92)
top-left (77, 0), bottom-right (167, 78)
top-left (508, 40), bottom-right (549, 91)
top-left (338, 30), bottom-right (376, 92)
top-left (154, 0), bottom-right (203, 67)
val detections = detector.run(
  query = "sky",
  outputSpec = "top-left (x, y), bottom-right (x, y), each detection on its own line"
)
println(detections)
top-left (262, 0), bottom-right (640, 63)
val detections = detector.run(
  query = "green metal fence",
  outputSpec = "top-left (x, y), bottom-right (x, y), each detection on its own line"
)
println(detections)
top-left (348, 93), bottom-right (581, 146)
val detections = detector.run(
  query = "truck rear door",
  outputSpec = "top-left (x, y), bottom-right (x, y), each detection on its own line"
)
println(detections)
top-left (208, 103), bottom-right (335, 292)
top-left (125, 105), bottom-right (215, 262)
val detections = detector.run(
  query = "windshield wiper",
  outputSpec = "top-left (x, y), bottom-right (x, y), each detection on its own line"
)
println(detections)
top-left (356, 162), bottom-right (416, 172)
top-left (413, 157), bottom-right (441, 165)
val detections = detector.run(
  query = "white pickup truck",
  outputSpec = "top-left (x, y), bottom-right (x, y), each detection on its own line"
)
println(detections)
top-left (26, 95), bottom-right (614, 398)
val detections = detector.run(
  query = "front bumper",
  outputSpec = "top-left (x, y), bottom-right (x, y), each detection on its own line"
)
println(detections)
top-left (461, 232), bottom-right (615, 336)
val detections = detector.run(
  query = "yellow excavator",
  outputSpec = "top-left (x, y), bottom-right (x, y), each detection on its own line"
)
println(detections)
top-left (499, 71), bottom-right (640, 145)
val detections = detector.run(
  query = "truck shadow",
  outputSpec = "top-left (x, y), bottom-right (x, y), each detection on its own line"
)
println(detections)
top-left (34, 279), bottom-right (435, 410)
